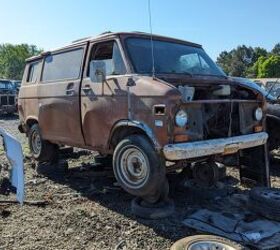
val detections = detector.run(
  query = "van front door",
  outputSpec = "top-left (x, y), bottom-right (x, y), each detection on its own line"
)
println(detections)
top-left (81, 40), bottom-right (128, 151)
top-left (38, 45), bottom-right (87, 146)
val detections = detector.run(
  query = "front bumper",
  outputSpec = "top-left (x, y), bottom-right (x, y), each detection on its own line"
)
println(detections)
top-left (163, 132), bottom-right (268, 161)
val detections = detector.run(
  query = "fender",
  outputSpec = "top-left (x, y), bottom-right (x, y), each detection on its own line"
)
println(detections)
top-left (109, 119), bottom-right (161, 150)
top-left (267, 114), bottom-right (280, 123)
top-left (19, 116), bottom-right (39, 133)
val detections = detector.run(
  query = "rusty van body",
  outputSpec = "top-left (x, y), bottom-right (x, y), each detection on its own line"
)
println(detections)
top-left (18, 32), bottom-right (270, 202)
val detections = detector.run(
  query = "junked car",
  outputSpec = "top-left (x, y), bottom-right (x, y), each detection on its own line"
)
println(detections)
top-left (18, 32), bottom-right (269, 203)
top-left (232, 77), bottom-right (280, 151)
top-left (0, 79), bottom-right (17, 115)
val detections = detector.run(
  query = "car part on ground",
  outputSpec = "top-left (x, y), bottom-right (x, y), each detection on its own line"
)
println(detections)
top-left (94, 154), bottom-right (113, 167)
top-left (0, 127), bottom-right (24, 204)
top-left (113, 135), bottom-right (166, 204)
top-left (28, 124), bottom-right (58, 162)
top-left (131, 196), bottom-right (174, 219)
top-left (183, 207), bottom-right (280, 249)
top-left (170, 235), bottom-right (247, 250)
top-left (249, 187), bottom-right (280, 221)
top-left (192, 162), bottom-right (226, 187)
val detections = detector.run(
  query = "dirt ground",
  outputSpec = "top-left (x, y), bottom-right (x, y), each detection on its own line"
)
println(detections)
top-left (1, 114), bottom-right (280, 250)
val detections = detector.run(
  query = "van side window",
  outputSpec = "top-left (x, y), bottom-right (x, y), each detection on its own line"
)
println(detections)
top-left (89, 41), bottom-right (126, 78)
top-left (27, 61), bottom-right (40, 83)
top-left (42, 48), bottom-right (84, 82)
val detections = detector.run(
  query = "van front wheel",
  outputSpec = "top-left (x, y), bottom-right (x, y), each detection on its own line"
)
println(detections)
top-left (113, 135), bottom-right (166, 203)
top-left (28, 124), bottom-right (58, 162)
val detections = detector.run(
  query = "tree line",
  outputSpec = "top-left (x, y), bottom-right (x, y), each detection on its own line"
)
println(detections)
top-left (0, 42), bottom-right (279, 80)
top-left (217, 43), bottom-right (280, 78)
top-left (0, 44), bottom-right (41, 80)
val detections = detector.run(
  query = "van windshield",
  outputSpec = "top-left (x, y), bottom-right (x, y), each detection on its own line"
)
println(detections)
top-left (125, 38), bottom-right (225, 77)
top-left (0, 81), bottom-right (13, 90)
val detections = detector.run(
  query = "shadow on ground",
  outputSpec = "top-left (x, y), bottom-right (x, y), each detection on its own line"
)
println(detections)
top-left (35, 152), bottom-right (248, 243)
top-left (0, 114), bottom-right (19, 121)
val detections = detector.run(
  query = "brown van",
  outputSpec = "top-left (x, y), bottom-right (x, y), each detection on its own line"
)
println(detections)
top-left (18, 32), bottom-right (270, 203)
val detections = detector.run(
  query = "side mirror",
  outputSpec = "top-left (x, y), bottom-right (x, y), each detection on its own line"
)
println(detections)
top-left (89, 61), bottom-right (106, 83)
top-left (126, 77), bottom-right (136, 87)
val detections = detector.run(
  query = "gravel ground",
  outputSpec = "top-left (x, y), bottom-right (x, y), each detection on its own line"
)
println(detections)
top-left (1, 114), bottom-right (280, 250)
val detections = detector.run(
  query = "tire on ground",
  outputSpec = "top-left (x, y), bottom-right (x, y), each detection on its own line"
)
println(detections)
top-left (113, 135), bottom-right (166, 203)
top-left (28, 124), bottom-right (58, 162)
top-left (170, 235), bottom-right (247, 250)
top-left (131, 197), bottom-right (174, 219)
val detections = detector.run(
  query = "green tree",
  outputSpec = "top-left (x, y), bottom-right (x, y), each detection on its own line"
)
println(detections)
top-left (217, 45), bottom-right (259, 77)
top-left (0, 44), bottom-right (42, 80)
top-left (217, 46), bottom-right (269, 77)
top-left (256, 55), bottom-right (280, 78)
top-left (272, 43), bottom-right (280, 55)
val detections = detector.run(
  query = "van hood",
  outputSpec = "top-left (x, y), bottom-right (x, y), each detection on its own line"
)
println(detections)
top-left (155, 74), bottom-right (266, 100)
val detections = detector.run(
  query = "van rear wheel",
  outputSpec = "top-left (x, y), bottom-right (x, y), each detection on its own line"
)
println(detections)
top-left (28, 124), bottom-right (58, 162)
top-left (113, 135), bottom-right (166, 203)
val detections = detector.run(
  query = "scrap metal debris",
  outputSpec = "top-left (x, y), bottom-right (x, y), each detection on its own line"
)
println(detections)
top-left (0, 127), bottom-right (24, 204)
top-left (183, 209), bottom-right (280, 249)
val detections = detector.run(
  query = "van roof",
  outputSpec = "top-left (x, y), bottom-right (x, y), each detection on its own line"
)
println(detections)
top-left (26, 31), bottom-right (202, 62)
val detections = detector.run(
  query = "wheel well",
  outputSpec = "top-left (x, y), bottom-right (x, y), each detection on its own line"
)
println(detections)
top-left (109, 126), bottom-right (150, 149)
top-left (26, 119), bottom-right (38, 131)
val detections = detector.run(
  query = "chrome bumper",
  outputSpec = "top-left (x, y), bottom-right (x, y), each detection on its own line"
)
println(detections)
top-left (163, 132), bottom-right (268, 161)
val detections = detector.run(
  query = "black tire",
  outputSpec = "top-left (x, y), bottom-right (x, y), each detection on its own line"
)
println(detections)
top-left (113, 135), bottom-right (166, 203)
top-left (171, 235), bottom-right (247, 250)
top-left (131, 197), bottom-right (174, 219)
top-left (28, 124), bottom-right (58, 162)
top-left (249, 187), bottom-right (280, 221)
top-left (94, 155), bottom-right (113, 167)
top-left (142, 178), bottom-right (170, 203)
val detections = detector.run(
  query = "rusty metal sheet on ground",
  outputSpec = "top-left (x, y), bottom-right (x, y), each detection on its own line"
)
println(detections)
top-left (183, 209), bottom-right (280, 249)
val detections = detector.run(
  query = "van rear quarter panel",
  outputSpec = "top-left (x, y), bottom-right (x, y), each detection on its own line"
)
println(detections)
top-left (18, 84), bottom-right (39, 125)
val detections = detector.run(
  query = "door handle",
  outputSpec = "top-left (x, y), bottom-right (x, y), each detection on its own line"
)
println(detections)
top-left (66, 88), bottom-right (75, 96)
top-left (66, 82), bottom-right (75, 96)
top-left (82, 87), bottom-right (91, 91)
top-left (82, 85), bottom-right (91, 92)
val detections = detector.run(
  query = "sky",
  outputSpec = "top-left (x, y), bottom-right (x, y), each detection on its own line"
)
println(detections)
top-left (1, 0), bottom-right (280, 60)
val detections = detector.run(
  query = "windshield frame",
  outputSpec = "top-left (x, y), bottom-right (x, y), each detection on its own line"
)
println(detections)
top-left (123, 36), bottom-right (226, 77)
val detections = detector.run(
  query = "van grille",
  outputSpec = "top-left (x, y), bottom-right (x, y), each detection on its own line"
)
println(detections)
top-left (0, 96), bottom-right (15, 105)
top-left (1, 96), bottom-right (8, 105)
top-left (9, 96), bottom-right (15, 105)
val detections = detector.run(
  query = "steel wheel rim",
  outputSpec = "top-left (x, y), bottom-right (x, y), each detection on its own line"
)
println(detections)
top-left (31, 131), bottom-right (41, 155)
top-left (117, 146), bottom-right (150, 189)
top-left (188, 241), bottom-right (236, 250)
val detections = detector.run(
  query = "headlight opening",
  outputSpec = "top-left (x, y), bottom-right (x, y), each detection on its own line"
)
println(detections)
top-left (175, 110), bottom-right (188, 127)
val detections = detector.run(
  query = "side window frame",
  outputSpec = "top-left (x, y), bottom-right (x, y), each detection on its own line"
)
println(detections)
top-left (26, 60), bottom-right (41, 84)
top-left (40, 46), bottom-right (85, 83)
top-left (84, 39), bottom-right (128, 80)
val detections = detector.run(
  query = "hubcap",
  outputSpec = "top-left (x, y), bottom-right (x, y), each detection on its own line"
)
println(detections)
top-left (31, 131), bottom-right (41, 155)
top-left (188, 241), bottom-right (236, 250)
top-left (117, 146), bottom-right (150, 189)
